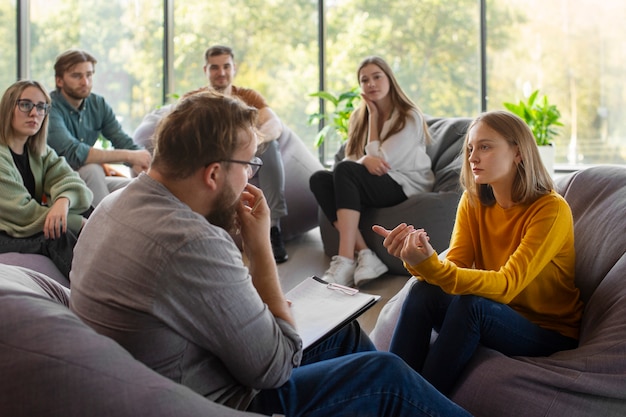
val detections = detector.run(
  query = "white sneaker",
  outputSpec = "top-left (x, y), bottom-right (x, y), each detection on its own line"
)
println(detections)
top-left (322, 255), bottom-right (356, 286)
top-left (354, 249), bottom-right (388, 287)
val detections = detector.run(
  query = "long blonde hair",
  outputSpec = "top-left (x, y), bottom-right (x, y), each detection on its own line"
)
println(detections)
top-left (0, 80), bottom-right (51, 157)
top-left (346, 56), bottom-right (430, 158)
top-left (460, 110), bottom-right (554, 206)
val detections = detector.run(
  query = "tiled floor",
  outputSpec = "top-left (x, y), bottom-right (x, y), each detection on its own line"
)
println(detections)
top-left (276, 228), bottom-right (409, 334)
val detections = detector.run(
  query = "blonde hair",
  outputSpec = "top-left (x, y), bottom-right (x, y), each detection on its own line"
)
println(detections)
top-left (460, 110), bottom-right (554, 206)
top-left (151, 90), bottom-right (258, 180)
top-left (0, 80), bottom-right (51, 157)
top-left (346, 56), bottom-right (430, 158)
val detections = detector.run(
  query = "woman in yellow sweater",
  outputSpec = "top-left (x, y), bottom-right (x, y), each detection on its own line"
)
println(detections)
top-left (0, 80), bottom-right (92, 278)
top-left (373, 110), bottom-right (583, 395)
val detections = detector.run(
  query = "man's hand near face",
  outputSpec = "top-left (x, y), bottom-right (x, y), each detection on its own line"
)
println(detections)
top-left (237, 183), bottom-right (271, 253)
top-left (237, 183), bottom-right (294, 326)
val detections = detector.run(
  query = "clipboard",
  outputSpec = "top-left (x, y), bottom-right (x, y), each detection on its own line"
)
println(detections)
top-left (286, 276), bottom-right (381, 350)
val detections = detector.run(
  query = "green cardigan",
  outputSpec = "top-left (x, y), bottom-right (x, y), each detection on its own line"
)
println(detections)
top-left (0, 144), bottom-right (93, 237)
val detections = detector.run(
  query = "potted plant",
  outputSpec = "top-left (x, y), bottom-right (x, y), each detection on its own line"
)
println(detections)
top-left (307, 87), bottom-right (361, 148)
top-left (503, 90), bottom-right (563, 175)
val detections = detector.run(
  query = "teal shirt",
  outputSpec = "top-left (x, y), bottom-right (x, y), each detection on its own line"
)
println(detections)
top-left (48, 90), bottom-right (140, 169)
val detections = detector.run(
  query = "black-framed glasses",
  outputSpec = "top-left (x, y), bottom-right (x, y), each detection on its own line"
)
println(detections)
top-left (222, 156), bottom-right (263, 178)
top-left (16, 99), bottom-right (50, 116)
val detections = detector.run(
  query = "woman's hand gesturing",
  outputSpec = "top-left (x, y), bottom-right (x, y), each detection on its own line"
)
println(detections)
top-left (373, 223), bottom-right (434, 266)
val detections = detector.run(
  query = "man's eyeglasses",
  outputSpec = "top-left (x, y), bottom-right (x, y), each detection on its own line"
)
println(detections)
top-left (222, 156), bottom-right (263, 179)
top-left (16, 99), bottom-right (50, 116)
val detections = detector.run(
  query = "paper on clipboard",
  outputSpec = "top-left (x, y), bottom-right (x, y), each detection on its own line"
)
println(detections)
top-left (286, 276), bottom-right (381, 350)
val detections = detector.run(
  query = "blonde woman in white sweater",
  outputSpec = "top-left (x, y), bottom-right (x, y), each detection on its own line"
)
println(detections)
top-left (310, 56), bottom-right (434, 287)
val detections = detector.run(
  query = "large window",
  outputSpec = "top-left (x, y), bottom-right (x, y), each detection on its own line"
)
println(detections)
top-left (26, 0), bottom-right (164, 136)
top-left (487, 0), bottom-right (626, 166)
top-left (0, 2), bottom-right (17, 92)
top-left (3, 0), bottom-right (625, 167)
top-left (172, 0), bottom-right (320, 147)
top-left (319, 0), bottom-right (482, 161)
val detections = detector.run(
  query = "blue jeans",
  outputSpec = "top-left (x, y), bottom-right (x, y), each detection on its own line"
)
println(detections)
top-left (390, 281), bottom-right (579, 395)
top-left (248, 321), bottom-right (471, 417)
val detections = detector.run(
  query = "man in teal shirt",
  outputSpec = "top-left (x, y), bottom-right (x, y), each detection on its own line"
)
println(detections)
top-left (48, 49), bottom-right (151, 206)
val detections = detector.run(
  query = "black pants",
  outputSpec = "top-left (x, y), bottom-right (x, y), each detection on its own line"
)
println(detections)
top-left (0, 230), bottom-right (78, 279)
top-left (309, 160), bottom-right (407, 225)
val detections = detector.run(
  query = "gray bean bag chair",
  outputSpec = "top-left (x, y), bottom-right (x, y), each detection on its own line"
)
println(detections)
top-left (0, 263), bottom-right (264, 417)
top-left (370, 165), bottom-right (626, 416)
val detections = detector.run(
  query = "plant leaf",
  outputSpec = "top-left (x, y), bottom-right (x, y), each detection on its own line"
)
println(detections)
top-left (502, 89), bottom-right (562, 146)
top-left (313, 125), bottom-right (332, 148)
top-left (309, 91), bottom-right (339, 106)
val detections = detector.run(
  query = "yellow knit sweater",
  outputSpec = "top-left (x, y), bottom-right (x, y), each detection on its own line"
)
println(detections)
top-left (406, 190), bottom-right (583, 339)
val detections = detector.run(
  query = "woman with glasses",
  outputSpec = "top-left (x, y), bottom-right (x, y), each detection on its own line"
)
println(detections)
top-left (309, 56), bottom-right (434, 287)
top-left (0, 80), bottom-right (93, 279)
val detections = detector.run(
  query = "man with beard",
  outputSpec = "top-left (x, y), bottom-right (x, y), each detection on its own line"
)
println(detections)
top-left (69, 91), bottom-right (471, 417)
top-left (47, 49), bottom-right (151, 206)
top-left (203, 45), bottom-right (289, 264)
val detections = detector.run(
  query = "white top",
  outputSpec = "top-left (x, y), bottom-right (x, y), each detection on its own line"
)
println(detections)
top-left (361, 109), bottom-right (434, 196)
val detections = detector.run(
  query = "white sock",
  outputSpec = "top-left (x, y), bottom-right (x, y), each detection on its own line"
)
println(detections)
top-left (336, 255), bottom-right (355, 264)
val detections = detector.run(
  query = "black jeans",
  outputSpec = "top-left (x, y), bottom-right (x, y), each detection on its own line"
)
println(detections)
top-left (309, 160), bottom-right (407, 224)
top-left (0, 230), bottom-right (79, 279)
